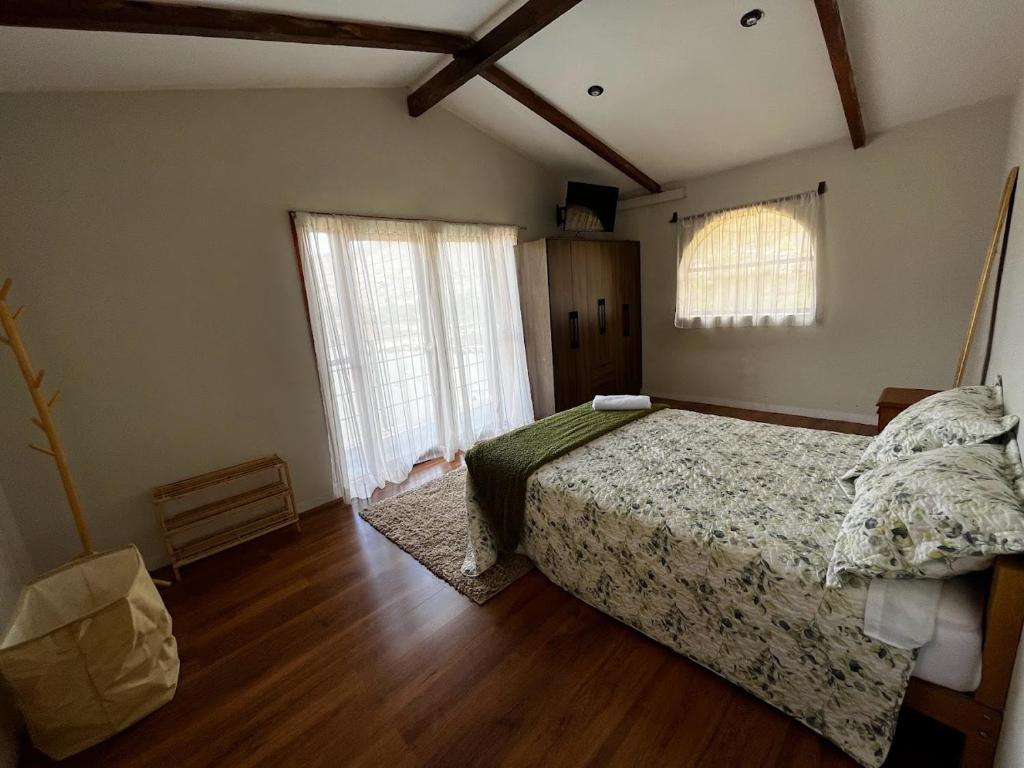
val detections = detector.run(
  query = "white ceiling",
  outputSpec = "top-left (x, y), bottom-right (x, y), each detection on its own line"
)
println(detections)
top-left (0, 28), bottom-right (441, 90)
top-left (844, 0), bottom-right (1024, 134)
top-left (0, 0), bottom-right (504, 92)
top-left (446, 0), bottom-right (1024, 189)
top-left (2, 0), bottom-right (1023, 192)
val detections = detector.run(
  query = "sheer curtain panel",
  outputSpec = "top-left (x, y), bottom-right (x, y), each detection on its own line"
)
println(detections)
top-left (675, 190), bottom-right (820, 328)
top-left (294, 213), bottom-right (534, 501)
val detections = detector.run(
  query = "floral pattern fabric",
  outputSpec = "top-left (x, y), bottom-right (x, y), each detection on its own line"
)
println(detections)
top-left (828, 441), bottom-right (1024, 586)
top-left (840, 383), bottom-right (1018, 497)
top-left (463, 409), bottom-right (913, 767)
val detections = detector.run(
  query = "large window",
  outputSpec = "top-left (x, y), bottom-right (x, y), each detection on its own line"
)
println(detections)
top-left (675, 190), bottom-right (820, 328)
top-left (294, 213), bottom-right (533, 500)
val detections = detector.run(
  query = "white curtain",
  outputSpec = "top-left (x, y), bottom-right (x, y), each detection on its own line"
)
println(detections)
top-left (294, 213), bottom-right (534, 501)
top-left (675, 190), bottom-right (820, 328)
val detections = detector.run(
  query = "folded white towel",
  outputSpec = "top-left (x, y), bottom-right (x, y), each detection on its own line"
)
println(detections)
top-left (592, 394), bottom-right (652, 411)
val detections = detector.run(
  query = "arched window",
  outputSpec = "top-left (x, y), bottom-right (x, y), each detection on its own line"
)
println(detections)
top-left (675, 191), bottom-right (819, 328)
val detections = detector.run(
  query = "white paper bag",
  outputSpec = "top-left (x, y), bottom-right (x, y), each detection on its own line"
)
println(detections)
top-left (0, 545), bottom-right (179, 758)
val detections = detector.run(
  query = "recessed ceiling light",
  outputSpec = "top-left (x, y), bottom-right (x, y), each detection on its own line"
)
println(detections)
top-left (740, 9), bottom-right (765, 27)
top-left (587, 84), bottom-right (604, 97)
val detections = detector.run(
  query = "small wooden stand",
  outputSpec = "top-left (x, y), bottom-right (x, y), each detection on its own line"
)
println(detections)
top-left (875, 387), bottom-right (941, 431)
top-left (153, 455), bottom-right (300, 580)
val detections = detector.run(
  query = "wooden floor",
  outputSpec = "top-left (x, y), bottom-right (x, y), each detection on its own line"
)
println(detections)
top-left (21, 404), bottom-right (960, 768)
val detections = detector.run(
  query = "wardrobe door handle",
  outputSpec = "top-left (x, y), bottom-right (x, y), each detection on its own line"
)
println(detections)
top-left (597, 298), bottom-right (606, 335)
top-left (569, 311), bottom-right (580, 349)
top-left (622, 303), bottom-right (630, 337)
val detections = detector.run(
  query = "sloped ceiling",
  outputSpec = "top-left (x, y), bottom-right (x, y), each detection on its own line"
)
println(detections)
top-left (2, 0), bottom-right (1023, 193)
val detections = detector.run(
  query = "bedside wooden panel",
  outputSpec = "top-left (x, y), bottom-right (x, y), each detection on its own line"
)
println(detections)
top-left (876, 387), bottom-right (942, 432)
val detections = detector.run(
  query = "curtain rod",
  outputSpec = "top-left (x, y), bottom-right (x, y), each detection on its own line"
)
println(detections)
top-left (290, 210), bottom-right (527, 230)
top-left (668, 181), bottom-right (826, 224)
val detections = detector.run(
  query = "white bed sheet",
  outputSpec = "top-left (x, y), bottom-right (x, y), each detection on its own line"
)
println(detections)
top-left (865, 577), bottom-right (985, 693)
top-left (914, 576), bottom-right (985, 692)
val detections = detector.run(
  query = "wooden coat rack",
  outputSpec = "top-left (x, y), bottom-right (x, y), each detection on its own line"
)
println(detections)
top-left (0, 277), bottom-right (94, 556)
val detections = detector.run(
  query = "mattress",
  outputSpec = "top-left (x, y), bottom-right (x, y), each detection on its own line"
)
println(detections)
top-left (464, 408), bottom-right (914, 767)
top-left (913, 577), bottom-right (985, 692)
top-left (861, 545), bottom-right (986, 692)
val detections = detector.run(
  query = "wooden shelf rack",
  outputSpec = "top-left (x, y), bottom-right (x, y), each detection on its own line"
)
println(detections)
top-left (153, 455), bottom-right (300, 579)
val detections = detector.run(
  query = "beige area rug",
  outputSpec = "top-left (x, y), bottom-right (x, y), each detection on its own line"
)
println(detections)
top-left (359, 467), bottom-right (533, 605)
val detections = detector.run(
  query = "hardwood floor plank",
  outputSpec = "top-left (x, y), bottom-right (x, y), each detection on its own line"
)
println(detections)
top-left (591, 654), bottom-right (733, 767)
top-left (415, 603), bottom-right (616, 766)
top-left (492, 632), bottom-right (663, 766)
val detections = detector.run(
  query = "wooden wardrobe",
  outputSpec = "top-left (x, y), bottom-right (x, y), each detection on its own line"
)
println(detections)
top-left (517, 238), bottom-right (642, 418)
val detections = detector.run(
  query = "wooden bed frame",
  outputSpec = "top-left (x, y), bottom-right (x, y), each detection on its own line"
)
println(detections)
top-left (903, 555), bottom-right (1024, 767)
top-left (875, 388), bottom-right (1024, 766)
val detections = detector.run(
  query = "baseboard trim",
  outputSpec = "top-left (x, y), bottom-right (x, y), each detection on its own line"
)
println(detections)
top-left (299, 494), bottom-right (339, 514)
top-left (647, 392), bottom-right (875, 427)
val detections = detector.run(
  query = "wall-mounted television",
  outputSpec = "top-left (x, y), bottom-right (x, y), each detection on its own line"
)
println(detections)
top-left (558, 181), bottom-right (619, 232)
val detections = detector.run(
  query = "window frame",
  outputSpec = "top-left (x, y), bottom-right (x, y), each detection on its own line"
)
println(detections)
top-left (674, 191), bottom-right (821, 329)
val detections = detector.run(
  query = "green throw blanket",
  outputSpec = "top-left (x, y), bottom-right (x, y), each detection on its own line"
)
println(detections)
top-left (465, 402), bottom-right (666, 553)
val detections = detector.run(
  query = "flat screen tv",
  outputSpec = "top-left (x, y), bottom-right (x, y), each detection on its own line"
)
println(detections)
top-left (559, 181), bottom-right (618, 232)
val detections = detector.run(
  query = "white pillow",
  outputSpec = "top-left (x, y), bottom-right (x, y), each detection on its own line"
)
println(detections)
top-left (827, 440), bottom-right (1024, 587)
top-left (839, 381), bottom-right (1018, 499)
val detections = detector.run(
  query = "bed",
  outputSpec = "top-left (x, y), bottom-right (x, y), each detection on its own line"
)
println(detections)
top-left (463, 407), bottom-right (1024, 768)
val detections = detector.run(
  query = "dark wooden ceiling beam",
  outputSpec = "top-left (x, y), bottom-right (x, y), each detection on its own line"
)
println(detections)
top-left (1, 0), bottom-right (662, 192)
top-left (813, 0), bottom-right (866, 149)
top-left (0, 0), bottom-right (472, 54)
top-left (407, 0), bottom-right (585, 117)
top-left (482, 67), bottom-right (661, 193)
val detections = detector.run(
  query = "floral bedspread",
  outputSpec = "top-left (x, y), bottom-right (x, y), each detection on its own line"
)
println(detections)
top-left (463, 409), bottom-right (915, 767)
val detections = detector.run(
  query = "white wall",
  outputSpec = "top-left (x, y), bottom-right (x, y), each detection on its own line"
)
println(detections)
top-left (0, 480), bottom-right (32, 768)
top-left (993, 72), bottom-right (1024, 768)
top-left (618, 98), bottom-right (1012, 423)
top-left (989, 78), bottom-right (1024, 416)
top-left (0, 88), bottom-right (560, 570)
